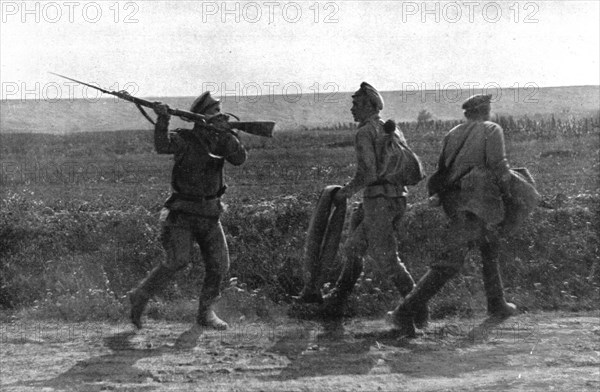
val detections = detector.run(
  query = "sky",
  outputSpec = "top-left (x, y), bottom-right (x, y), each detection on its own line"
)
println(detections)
top-left (1, 0), bottom-right (599, 100)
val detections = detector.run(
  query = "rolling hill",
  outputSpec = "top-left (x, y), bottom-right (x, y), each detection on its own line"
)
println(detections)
top-left (1, 86), bottom-right (598, 134)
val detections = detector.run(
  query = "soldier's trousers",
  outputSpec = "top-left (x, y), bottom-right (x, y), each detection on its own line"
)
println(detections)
top-left (337, 196), bottom-right (415, 296)
top-left (427, 209), bottom-right (512, 312)
top-left (432, 210), bottom-right (499, 273)
top-left (135, 208), bottom-right (230, 305)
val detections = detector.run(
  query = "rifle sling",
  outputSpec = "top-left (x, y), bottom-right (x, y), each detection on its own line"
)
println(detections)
top-left (136, 103), bottom-right (156, 125)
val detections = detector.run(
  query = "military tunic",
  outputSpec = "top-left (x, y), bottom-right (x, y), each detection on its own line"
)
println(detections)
top-left (336, 114), bottom-right (415, 295)
top-left (430, 119), bottom-right (511, 271)
top-left (154, 116), bottom-right (246, 301)
top-left (437, 120), bottom-right (510, 225)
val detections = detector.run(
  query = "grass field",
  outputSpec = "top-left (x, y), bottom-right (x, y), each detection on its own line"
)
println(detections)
top-left (0, 114), bottom-right (599, 322)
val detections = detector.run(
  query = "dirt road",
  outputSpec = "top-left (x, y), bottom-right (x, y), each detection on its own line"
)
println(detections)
top-left (1, 312), bottom-right (598, 391)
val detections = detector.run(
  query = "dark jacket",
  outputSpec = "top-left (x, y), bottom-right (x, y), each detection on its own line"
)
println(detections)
top-left (154, 116), bottom-right (246, 216)
top-left (428, 120), bottom-right (538, 229)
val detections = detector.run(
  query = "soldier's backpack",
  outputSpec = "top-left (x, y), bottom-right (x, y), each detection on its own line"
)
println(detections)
top-left (376, 120), bottom-right (426, 186)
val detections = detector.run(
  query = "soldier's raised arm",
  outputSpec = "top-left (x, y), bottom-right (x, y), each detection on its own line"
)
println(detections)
top-left (223, 133), bottom-right (247, 166)
top-left (208, 119), bottom-right (247, 166)
top-left (153, 102), bottom-right (184, 154)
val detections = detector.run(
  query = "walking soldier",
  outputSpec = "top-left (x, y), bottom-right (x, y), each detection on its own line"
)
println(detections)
top-left (388, 94), bottom-right (539, 338)
top-left (129, 92), bottom-right (247, 330)
top-left (323, 82), bottom-right (426, 323)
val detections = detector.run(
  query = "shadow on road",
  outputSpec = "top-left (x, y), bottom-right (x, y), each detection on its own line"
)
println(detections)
top-left (9, 328), bottom-right (193, 391)
top-left (264, 316), bottom-right (520, 381)
top-left (264, 319), bottom-right (376, 380)
top-left (4, 316), bottom-right (531, 388)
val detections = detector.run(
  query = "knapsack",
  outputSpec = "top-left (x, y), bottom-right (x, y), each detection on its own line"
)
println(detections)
top-left (377, 120), bottom-right (426, 186)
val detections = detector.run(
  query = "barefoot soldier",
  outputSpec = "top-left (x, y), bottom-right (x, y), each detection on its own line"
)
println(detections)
top-left (319, 82), bottom-right (425, 322)
top-left (389, 94), bottom-right (539, 337)
top-left (129, 92), bottom-right (247, 330)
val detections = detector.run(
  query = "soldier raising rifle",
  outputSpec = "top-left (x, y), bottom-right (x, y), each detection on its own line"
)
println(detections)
top-left (129, 92), bottom-right (247, 330)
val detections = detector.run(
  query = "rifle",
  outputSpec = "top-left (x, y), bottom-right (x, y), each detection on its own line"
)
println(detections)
top-left (49, 72), bottom-right (275, 138)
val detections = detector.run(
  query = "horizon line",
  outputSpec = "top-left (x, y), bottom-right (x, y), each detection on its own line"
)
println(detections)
top-left (1, 84), bottom-right (598, 102)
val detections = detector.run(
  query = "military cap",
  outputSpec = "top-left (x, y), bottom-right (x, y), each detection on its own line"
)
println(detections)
top-left (190, 91), bottom-right (221, 114)
top-left (353, 82), bottom-right (384, 111)
top-left (462, 94), bottom-right (492, 111)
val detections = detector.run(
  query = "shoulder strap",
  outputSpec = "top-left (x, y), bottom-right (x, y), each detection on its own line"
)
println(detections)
top-left (428, 124), bottom-right (476, 196)
top-left (443, 123), bottom-right (476, 172)
top-left (396, 136), bottom-right (413, 153)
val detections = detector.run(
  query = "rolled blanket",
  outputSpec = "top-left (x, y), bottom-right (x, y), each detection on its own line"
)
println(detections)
top-left (297, 185), bottom-right (347, 303)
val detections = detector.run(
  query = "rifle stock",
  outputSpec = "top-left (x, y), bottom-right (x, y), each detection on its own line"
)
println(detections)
top-left (228, 122), bottom-right (275, 138)
top-left (48, 72), bottom-right (275, 138)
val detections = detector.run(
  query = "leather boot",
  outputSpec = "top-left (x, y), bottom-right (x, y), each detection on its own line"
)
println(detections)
top-left (196, 268), bottom-right (228, 330)
top-left (129, 264), bottom-right (175, 329)
top-left (392, 268), bottom-right (429, 329)
top-left (321, 287), bottom-right (350, 319)
top-left (388, 267), bottom-right (456, 338)
top-left (481, 242), bottom-right (518, 320)
top-left (413, 303), bottom-right (430, 330)
top-left (197, 304), bottom-right (229, 330)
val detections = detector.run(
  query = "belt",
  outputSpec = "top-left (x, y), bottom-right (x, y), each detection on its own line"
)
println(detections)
top-left (170, 186), bottom-right (227, 202)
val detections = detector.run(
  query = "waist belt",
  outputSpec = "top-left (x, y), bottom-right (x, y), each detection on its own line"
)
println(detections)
top-left (171, 186), bottom-right (227, 202)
